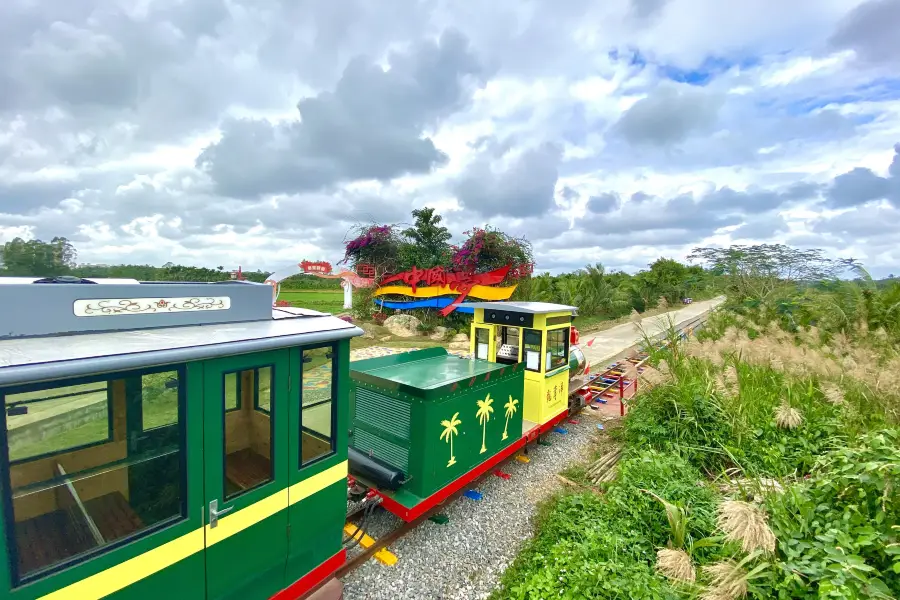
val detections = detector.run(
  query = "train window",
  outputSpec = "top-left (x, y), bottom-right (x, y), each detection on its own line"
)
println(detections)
top-left (547, 327), bottom-right (570, 371)
top-left (523, 329), bottom-right (543, 372)
top-left (1, 368), bottom-right (187, 585)
top-left (254, 366), bottom-right (272, 414)
top-left (475, 328), bottom-right (490, 360)
top-left (300, 346), bottom-right (335, 466)
top-left (223, 368), bottom-right (274, 499)
top-left (5, 383), bottom-right (112, 463)
top-left (501, 326), bottom-right (520, 350)
top-left (224, 372), bottom-right (241, 411)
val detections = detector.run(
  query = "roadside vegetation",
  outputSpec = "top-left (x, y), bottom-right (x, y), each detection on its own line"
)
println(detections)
top-left (492, 245), bottom-right (900, 600)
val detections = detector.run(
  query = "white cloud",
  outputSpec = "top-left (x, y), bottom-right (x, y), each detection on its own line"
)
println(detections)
top-left (0, 0), bottom-right (899, 279)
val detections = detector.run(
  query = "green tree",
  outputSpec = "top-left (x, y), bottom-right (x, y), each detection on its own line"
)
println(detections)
top-left (646, 258), bottom-right (690, 305)
top-left (399, 207), bottom-right (453, 270)
top-left (688, 244), bottom-right (849, 305)
top-left (577, 263), bottom-right (630, 316)
top-left (0, 237), bottom-right (76, 276)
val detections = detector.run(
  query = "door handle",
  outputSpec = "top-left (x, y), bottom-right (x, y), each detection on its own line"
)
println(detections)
top-left (209, 499), bottom-right (233, 528)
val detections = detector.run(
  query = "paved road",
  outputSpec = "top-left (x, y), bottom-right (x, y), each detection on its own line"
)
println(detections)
top-left (579, 296), bottom-right (725, 369)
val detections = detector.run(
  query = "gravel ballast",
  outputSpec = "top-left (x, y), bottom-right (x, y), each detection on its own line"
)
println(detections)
top-left (341, 411), bottom-right (609, 600)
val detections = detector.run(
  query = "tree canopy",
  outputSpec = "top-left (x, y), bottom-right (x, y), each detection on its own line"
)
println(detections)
top-left (0, 237), bottom-right (77, 276)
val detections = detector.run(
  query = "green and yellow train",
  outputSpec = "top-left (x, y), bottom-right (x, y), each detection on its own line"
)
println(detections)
top-left (0, 277), bottom-right (581, 600)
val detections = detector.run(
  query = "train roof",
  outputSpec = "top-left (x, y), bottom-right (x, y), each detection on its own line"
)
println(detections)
top-left (464, 301), bottom-right (578, 315)
top-left (0, 277), bottom-right (362, 387)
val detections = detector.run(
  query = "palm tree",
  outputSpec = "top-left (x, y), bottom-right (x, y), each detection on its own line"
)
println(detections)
top-left (476, 394), bottom-right (495, 453)
top-left (502, 395), bottom-right (519, 440)
top-left (439, 412), bottom-right (462, 467)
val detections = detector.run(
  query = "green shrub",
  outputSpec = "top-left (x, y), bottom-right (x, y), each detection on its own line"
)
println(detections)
top-left (752, 429), bottom-right (900, 599)
top-left (492, 451), bottom-right (722, 599)
top-left (623, 354), bottom-right (846, 479)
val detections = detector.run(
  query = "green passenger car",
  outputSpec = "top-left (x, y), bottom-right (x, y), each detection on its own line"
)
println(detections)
top-left (349, 348), bottom-right (525, 509)
top-left (0, 278), bottom-right (363, 600)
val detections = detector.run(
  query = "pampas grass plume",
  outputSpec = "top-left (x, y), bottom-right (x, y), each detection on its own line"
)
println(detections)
top-left (717, 500), bottom-right (776, 553)
top-left (656, 548), bottom-right (695, 583)
top-left (701, 561), bottom-right (749, 600)
top-left (775, 403), bottom-right (802, 430)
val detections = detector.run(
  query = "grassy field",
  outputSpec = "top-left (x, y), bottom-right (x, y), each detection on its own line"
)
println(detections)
top-left (492, 314), bottom-right (900, 600)
top-left (277, 289), bottom-right (345, 314)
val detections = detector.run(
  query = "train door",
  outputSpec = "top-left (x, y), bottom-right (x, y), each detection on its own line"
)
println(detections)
top-left (201, 350), bottom-right (291, 600)
top-left (284, 343), bottom-right (348, 588)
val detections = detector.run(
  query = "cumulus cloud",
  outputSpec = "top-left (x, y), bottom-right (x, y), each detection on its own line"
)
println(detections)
top-left (453, 141), bottom-right (563, 218)
top-left (196, 29), bottom-right (486, 198)
top-left (824, 144), bottom-right (900, 208)
top-left (612, 83), bottom-right (724, 146)
top-left (828, 0), bottom-right (900, 67)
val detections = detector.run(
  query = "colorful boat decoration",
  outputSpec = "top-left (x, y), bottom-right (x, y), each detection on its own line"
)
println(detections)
top-left (374, 297), bottom-right (475, 314)
top-left (377, 265), bottom-right (513, 316)
top-left (373, 284), bottom-right (516, 301)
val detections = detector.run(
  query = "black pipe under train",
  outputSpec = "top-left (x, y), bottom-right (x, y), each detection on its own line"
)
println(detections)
top-left (348, 447), bottom-right (405, 491)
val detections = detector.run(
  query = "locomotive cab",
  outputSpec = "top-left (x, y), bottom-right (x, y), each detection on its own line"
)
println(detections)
top-left (466, 302), bottom-right (578, 429)
top-left (0, 279), bottom-right (362, 600)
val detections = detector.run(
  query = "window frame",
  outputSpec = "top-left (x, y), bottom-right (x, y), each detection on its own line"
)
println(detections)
top-left (299, 342), bottom-right (337, 469)
top-left (546, 326), bottom-right (570, 372)
top-left (253, 366), bottom-right (273, 415)
top-left (223, 371), bottom-right (242, 413)
top-left (222, 364), bottom-right (276, 501)
top-left (0, 363), bottom-right (189, 587)
top-left (523, 328), bottom-right (543, 373)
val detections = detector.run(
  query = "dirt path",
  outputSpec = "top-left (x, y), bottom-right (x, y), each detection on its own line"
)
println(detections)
top-left (579, 297), bottom-right (724, 369)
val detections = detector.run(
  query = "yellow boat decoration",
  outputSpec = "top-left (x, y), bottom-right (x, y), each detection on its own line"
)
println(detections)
top-left (373, 284), bottom-right (517, 301)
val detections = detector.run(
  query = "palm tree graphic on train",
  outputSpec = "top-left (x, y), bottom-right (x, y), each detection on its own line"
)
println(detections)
top-left (440, 412), bottom-right (462, 467)
top-left (475, 393), bottom-right (495, 454)
top-left (502, 395), bottom-right (519, 441)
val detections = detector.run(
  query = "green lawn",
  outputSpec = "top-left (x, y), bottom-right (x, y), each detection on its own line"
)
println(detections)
top-left (277, 290), bottom-right (344, 313)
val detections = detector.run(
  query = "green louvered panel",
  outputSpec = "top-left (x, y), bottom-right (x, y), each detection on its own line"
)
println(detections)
top-left (355, 388), bottom-right (411, 441)
top-left (352, 429), bottom-right (410, 473)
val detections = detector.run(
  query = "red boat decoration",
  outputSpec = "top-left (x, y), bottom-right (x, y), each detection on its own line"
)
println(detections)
top-left (379, 265), bottom-right (512, 316)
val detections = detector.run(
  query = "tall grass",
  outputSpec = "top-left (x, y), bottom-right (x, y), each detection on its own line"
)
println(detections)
top-left (493, 313), bottom-right (900, 600)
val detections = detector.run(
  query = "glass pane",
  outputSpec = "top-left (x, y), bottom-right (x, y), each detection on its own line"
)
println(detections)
top-left (4, 372), bottom-right (186, 583)
top-left (475, 328), bottom-right (489, 360)
top-left (301, 347), bottom-right (335, 466)
top-left (5, 383), bottom-right (110, 463)
top-left (224, 369), bottom-right (273, 499)
top-left (141, 371), bottom-right (180, 430)
top-left (224, 372), bottom-right (239, 411)
top-left (302, 348), bottom-right (332, 406)
top-left (256, 367), bottom-right (272, 413)
top-left (303, 402), bottom-right (332, 438)
top-left (523, 329), bottom-right (542, 372)
top-left (547, 328), bottom-right (569, 370)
